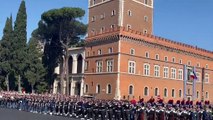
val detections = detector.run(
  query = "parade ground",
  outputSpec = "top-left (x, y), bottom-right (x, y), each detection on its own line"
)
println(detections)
top-left (0, 108), bottom-right (79, 120)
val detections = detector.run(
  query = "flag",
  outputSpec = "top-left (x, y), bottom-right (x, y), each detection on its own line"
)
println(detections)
top-left (188, 68), bottom-right (197, 80)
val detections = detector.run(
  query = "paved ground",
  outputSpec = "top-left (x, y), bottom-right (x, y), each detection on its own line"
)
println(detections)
top-left (0, 108), bottom-right (79, 120)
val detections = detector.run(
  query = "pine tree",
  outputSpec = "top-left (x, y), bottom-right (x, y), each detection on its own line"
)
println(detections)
top-left (25, 37), bottom-right (46, 93)
top-left (0, 15), bottom-right (14, 91)
top-left (12, 0), bottom-right (27, 92)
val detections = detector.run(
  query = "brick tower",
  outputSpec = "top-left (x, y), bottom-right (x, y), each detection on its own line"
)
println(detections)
top-left (88, 0), bottom-right (154, 36)
top-left (85, 0), bottom-right (213, 102)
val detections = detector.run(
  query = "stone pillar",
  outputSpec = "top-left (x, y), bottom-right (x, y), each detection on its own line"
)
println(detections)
top-left (72, 54), bottom-right (78, 74)
top-left (80, 79), bottom-right (84, 96)
top-left (53, 80), bottom-right (58, 94)
top-left (70, 78), bottom-right (74, 96)
top-left (81, 53), bottom-right (85, 74)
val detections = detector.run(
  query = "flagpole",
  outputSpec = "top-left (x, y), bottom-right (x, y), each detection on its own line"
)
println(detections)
top-left (192, 66), bottom-right (196, 101)
top-left (183, 64), bottom-right (187, 99)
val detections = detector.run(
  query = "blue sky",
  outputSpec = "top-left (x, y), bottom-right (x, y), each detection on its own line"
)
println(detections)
top-left (0, 0), bottom-right (213, 51)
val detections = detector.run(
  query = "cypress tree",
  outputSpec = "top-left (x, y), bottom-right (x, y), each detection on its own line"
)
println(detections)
top-left (0, 15), bottom-right (14, 91)
top-left (12, 0), bottom-right (27, 92)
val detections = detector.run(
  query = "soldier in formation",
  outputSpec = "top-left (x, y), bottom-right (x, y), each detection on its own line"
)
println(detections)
top-left (0, 91), bottom-right (213, 120)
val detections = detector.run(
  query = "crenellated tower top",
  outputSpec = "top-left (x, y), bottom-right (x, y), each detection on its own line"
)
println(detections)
top-left (88, 0), bottom-right (153, 37)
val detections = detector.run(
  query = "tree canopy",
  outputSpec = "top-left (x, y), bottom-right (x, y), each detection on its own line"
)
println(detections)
top-left (34, 7), bottom-right (87, 92)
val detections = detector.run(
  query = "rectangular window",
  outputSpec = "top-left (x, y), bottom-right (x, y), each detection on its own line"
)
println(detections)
top-left (107, 60), bottom-right (113, 72)
top-left (197, 91), bottom-right (199, 99)
top-left (179, 90), bottom-right (182, 97)
top-left (178, 69), bottom-right (183, 80)
top-left (154, 65), bottom-right (160, 77)
top-left (98, 49), bottom-right (102, 55)
top-left (144, 64), bottom-right (150, 76)
top-left (85, 61), bottom-right (88, 70)
top-left (171, 68), bottom-right (176, 79)
top-left (196, 72), bottom-right (200, 82)
top-left (96, 61), bottom-right (103, 73)
top-left (128, 61), bottom-right (136, 74)
top-left (163, 67), bottom-right (169, 78)
top-left (164, 56), bottom-right (168, 62)
top-left (205, 73), bottom-right (209, 83)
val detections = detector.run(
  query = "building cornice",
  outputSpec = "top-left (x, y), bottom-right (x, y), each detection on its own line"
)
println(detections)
top-left (86, 27), bottom-right (213, 61)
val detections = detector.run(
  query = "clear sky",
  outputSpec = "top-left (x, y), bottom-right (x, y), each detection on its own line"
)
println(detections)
top-left (0, 0), bottom-right (212, 51)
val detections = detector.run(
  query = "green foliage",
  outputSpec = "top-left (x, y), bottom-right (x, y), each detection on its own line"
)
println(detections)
top-left (34, 7), bottom-right (87, 91)
top-left (12, 0), bottom-right (27, 76)
top-left (25, 38), bottom-right (46, 93)
top-left (0, 15), bottom-right (14, 90)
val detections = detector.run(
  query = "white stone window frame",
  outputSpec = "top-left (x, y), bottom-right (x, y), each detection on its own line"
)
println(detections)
top-left (111, 10), bottom-right (116, 16)
top-left (179, 59), bottom-right (182, 64)
top-left (154, 87), bottom-right (159, 97)
top-left (100, 27), bottom-right (105, 34)
top-left (196, 72), bottom-right (201, 82)
top-left (96, 84), bottom-right (101, 94)
top-left (97, 49), bottom-right (102, 55)
top-left (171, 68), bottom-right (176, 79)
top-left (171, 88), bottom-right (175, 98)
top-left (144, 86), bottom-right (149, 96)
top-left (154, 65), bottom-right (160, 77)
top-left (178, 69), bottom-right (183, 80)
top-left (127, 10), bottom-right (132, 16)
top-left (128, 84), bottom-right (134, 95)
top-left (106, 84), bottom-right (112, 94)
top-left (128, 60), bottom-right (136, 74)
top-left (130, 48), bottom-right (135, 55)
top-left (172, 57), bottom-right (175, 63)
top-left (96, 60), bottom-right (103, 73)
top-left (91, 16), bottom-right (96, 22)
top-left (163, 67), bottom-right (169, 78)
top-left (108, 47), bottom-right (113, 53)
top-left (178, 89), bottom-right (182, 98)
top-left (206, 64), bottom-right (208, 69)
top-left (145, 51), bottom-right (149, 58)
top-left (164, 88), bottom-right (168, 97)
top-left (205, 73), bottom-right (209, 83)
top-left (144, 16), bottom-right (148, 22)
top-left (144, 63), bottom-right (150, 76)
top-left (205, 91), bottom-right (209, 99)
top-left (196, 91), bottom-right (199, 99)
top-left (164, 56), bottom-right (168, 62)
top-left (127, 24), bottom-right (131, 30)
top-left (155, 54), bottom-right (159, 60)
top-left (106, 59), bottom-right (114, 72)
top-left (100, 13), bottom-right (105, 20)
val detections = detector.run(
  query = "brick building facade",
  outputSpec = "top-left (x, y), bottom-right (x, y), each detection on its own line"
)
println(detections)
top-left (83, 0), bottom-right (213, 102)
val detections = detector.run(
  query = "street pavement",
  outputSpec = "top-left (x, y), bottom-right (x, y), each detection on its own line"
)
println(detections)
top-left (0, 108), bottom-right (79, 120)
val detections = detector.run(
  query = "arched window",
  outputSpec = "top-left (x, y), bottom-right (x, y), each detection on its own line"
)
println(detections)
top-left (106, 84), bottom-right (112, 94)
top-left (164, 88), bottom-right (168, 97)
top-left (129, 85), bottom-right (134, 95)
top-left (171, 89), bottom-right (175, 97)
top-left (68, 56), bottom-right (73, 73)
top-left (128, 10), bottom-right (132, 16)
top-left (196, 91), bottom-right (199, 99)
top-left (96, 84), bottom-right (101, 94)
top-left (154, 88), bottom-right (158, 96)
top-left (179, 89), bottom-right (182, 97)
top-left (145, 51), bottom-right (149, 58)
top-left (206, 92), bottom-right (209, 99)
top-left (155, 54), bottom-right (159, 60)
top-left (77, 55), bottom-right (83, 73)
top-left (144, 87), bottom-right (148, 96)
